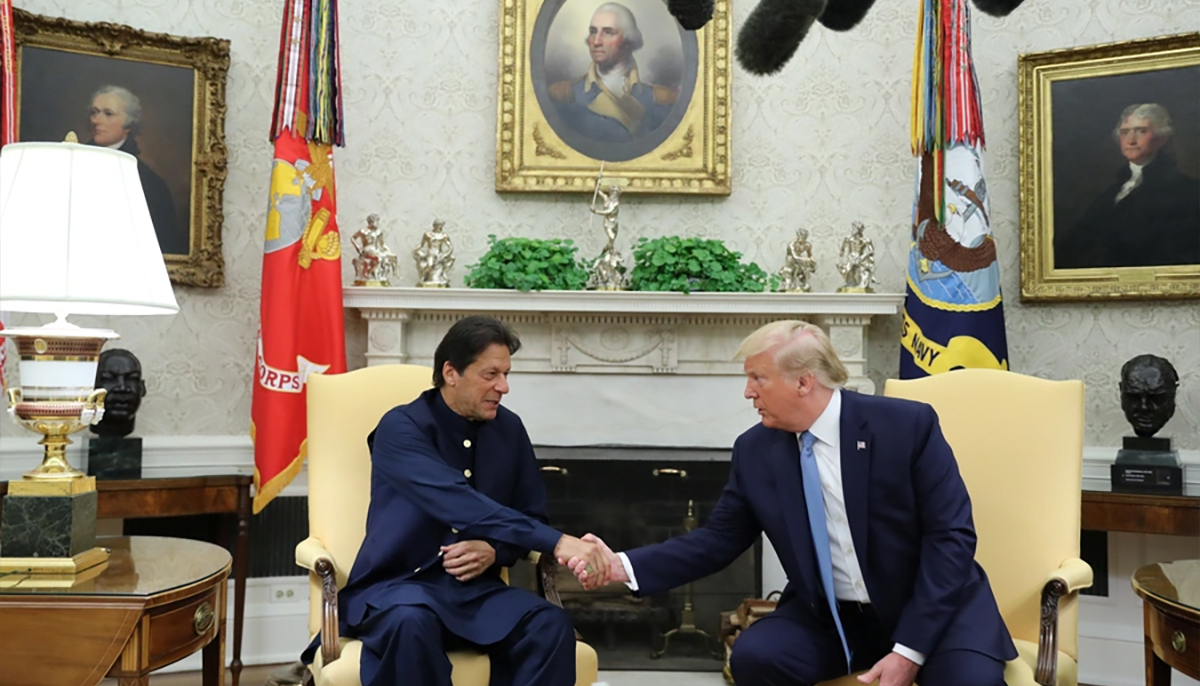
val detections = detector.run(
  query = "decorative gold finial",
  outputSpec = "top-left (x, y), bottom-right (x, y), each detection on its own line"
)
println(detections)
top-left (64, 131), bottom-right (79, 143)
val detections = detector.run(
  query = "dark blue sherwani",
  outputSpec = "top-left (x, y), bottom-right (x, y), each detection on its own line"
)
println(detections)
top-left (302, 389), bottom-right (575, 686)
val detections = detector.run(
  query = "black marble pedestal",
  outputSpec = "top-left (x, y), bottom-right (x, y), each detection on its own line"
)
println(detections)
top-left (1112, 436), bottom-right (1183, 495)
top-left (0, 490), bottom-right (98, 558)
top-left (87, 436), bottom-right (143, 480)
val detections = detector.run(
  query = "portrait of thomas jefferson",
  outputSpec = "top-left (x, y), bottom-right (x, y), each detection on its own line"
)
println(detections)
top-left (87, 85), bottom-right (181, 254)
top-left (1055, 102), bottom-right (1200, 270)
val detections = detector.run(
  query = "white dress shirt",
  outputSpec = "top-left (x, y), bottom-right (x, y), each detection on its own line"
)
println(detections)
top-left (619, 388), bottom-right (926, 666)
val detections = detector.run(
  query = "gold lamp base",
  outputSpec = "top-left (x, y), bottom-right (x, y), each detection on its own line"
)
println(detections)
top-left (0, 546), bottom-right (110, 575)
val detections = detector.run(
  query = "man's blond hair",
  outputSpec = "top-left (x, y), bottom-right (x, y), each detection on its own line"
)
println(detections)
top-left (734, 320), bottom-right (849, 389)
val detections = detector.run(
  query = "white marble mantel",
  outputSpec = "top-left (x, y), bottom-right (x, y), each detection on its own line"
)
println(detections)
top-left (345, 287), bottom-right (904, 394)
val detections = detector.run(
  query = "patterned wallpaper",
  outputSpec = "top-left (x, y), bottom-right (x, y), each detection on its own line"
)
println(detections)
top-left (2, 0), bottom-right (1197, 449)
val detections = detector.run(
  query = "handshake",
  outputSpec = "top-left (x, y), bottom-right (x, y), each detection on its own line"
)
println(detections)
top-left (553, 533), bottom-right (627, 590)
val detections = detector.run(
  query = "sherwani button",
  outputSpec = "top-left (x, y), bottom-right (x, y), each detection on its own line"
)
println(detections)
top-left (463, 439), bottom-right (472, 448)
top-left (464, 468), bottom-right (472, 478)
top-left (451, 528), bottom-right (459, 534)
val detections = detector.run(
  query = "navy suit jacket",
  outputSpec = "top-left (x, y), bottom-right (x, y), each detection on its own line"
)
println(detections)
top-left (334, 389), bottom-right (564, 645)
top-left (626, 390), bottom-right (1017, 661)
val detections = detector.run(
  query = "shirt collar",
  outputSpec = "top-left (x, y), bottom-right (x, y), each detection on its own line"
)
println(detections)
top-left (432, 389), bottom-right (482, 438)
top-left (1129, 160), bottom-right (1149, 176)
top-left (806, 388), bottom-right (842, 449)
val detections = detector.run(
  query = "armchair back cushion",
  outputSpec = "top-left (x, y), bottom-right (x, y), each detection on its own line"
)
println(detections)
top-left (883, 369), bottom-right (1085, 659)
top-left (305, 364), bottom-right (433, 636)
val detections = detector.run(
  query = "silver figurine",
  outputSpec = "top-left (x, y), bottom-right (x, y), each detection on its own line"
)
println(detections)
top-left (836, 221), bottom-right (877, 293)
top-left (587, 180), bottom-right (629, 291)
top-left (351, 213), bottom-right (399, 287)
top-left (778, 227), bottom-right (817, 292)
top-left (413, 219), bottom-right (455, 288)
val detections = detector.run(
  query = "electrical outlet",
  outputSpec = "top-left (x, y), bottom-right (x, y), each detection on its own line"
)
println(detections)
top-left (269, 583), bottom-right (299, 604)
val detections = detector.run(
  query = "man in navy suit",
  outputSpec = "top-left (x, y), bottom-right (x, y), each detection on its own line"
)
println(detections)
top-left (302, 315), bottom-right (609, 686)
top-left (565, 321), bottom-right (1016, 686)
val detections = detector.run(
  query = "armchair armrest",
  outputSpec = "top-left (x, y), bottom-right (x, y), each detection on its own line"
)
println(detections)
top-left (295, 537), bottom-right (342, 667)
top-left (530, 550), bottom-right (585, 641)
top-left (1035, 557), bottom-right (1094, 686)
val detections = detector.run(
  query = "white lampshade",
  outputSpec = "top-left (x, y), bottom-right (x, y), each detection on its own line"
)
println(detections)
top-left (0, 141), bottom-right (179, 316)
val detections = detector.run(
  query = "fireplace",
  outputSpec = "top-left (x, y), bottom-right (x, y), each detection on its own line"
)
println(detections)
top-left (510, 448), bottom-right (760, 672)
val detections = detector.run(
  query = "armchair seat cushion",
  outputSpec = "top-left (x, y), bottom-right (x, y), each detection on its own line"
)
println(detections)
top-left (309, 636), bottom-right (598, 686)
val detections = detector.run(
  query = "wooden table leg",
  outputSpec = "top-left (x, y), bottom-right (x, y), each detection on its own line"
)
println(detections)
top-left (231, 480), bottom-right (251, 686)
top-left (1145, 602), bottom-right (1172, 686)
top-left (204, 612), bottom-right (227, 686)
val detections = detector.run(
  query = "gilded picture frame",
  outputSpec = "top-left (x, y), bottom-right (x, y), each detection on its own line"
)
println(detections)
top-left (14, 9), bottom-right (230, 288)
top-left (495, 0), bottom-right (731, 195)
top-left (1018, 32), bottom-right (1200, 302)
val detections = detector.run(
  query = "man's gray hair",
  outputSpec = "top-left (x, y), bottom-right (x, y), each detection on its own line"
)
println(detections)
top-left (1112, 103), bottom-right (1173, 141)
top-left (734, 320), bottom-right (849, 389)
top-left (593, 2), bottom-right (644, 52)
top-left (91, 85), bottom-right (142, 133)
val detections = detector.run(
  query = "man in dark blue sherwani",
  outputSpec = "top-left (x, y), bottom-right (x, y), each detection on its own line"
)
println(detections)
top-left (302, 315), bottom-right (609, 686)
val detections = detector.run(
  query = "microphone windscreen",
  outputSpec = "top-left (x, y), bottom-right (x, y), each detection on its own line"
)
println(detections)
top-left (970, 0), bottom-right (1027, 17)
top-left (735, 0), bottom-right (826, 75)
top-left (668, 0), bottom-right (715, 31)
top-left (817, 0), bottom-right (879, 32)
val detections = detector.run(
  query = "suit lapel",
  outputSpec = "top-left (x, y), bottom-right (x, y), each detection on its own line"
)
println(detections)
top-left (769, 429), bottom-right (821, 598)
top-left (839, 390), bottom-right (871, 574)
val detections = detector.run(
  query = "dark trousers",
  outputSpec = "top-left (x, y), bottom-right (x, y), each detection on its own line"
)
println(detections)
top-left (356, 602), bottom-right (576, 686)
top-left (729, 601), bottom-right (1006, 686)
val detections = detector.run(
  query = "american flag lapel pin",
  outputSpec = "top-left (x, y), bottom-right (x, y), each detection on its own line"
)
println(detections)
top-left (857, 441), bottom-right (867, 451)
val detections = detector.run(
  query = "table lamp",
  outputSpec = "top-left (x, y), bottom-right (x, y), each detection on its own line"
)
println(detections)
top-left (0, 137), bottom-right (178, 573)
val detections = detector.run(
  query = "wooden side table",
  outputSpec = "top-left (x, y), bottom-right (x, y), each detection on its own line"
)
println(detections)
top-left (0, 474), bottom-right (251, 686)
top-left (1084, 491), bottom-right (1200, 537)
top-left (1133, 559), bottom-right (1200, 685)
top-left (0, 536), bottom-right (231, 686)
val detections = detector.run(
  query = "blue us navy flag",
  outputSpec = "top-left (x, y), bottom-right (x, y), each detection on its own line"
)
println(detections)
top-left (901, 0), bottom-right (1008, 378)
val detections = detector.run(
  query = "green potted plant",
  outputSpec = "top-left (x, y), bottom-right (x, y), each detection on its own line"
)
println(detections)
top-left (464, 235), bottom-right (589, 292)
top-left (629, 236), bottom-right (777, 293)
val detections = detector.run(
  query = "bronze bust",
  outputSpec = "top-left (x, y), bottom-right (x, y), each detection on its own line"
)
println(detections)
top-left (1119, 354), bottom-right (1178, 438)
top-left (91, 349), bottom-right (147, 438)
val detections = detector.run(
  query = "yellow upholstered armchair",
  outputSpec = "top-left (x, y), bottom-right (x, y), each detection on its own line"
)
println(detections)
top-left (821, 369), bottom-right (1092, 686)
top-left (295, 364), bottom-right (599, 686)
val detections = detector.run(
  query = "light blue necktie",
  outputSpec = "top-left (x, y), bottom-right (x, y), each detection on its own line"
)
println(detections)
top-left (800, 430), bottom-right (851, 670)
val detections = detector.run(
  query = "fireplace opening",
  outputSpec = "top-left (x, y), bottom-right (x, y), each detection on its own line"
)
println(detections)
top-left (511, 451), bottom-right (762, 672)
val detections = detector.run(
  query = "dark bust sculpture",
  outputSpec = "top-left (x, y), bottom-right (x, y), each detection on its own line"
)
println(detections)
top-left (1112, 354), bottom-right (1181, 495)
top-left (1119, 354), bottom-right (1178, 438)
top-left (91, 348), bottom-right (147, 438)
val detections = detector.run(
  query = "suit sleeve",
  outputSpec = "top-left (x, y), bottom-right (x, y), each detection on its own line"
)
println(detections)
top-left (625, 442), bottom-right (762, 597)
top-left (892, 404), bottom-right (979, 655)
top-left (370, 411), bottom-right (563, 555)
top-left (490, 420), bottom-right (550, 568)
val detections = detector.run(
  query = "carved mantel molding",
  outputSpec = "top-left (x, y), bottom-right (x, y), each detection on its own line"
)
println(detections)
top-left (345, 288), bottom-right (904, 394)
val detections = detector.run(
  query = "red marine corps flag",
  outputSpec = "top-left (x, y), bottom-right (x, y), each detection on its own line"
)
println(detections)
top-left (251, 0), bottom-right (346, 513)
